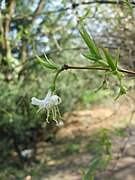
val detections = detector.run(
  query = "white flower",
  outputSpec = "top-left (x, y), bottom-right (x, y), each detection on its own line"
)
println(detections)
top-left (31, 91), bottom-right (62, 123)
top-left (21, 149), bottom-right (32, 158)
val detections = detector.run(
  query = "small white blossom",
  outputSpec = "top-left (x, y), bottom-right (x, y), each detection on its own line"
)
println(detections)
top-left (31, 91), bottom-right (62, 123)
top-left (21, 149), bottom-right (32, 158)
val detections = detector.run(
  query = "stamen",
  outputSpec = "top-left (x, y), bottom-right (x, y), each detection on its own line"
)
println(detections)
top-left (52, 107), bottom-right (58, 123)
top-left (52, 108), bottom-right (55, 120)
top-left (54, 106), bottom-right (57, 118)
top-left (56, 106), bottom-right (63, 120)
top-left (46, 111), bottom-right (50, 123)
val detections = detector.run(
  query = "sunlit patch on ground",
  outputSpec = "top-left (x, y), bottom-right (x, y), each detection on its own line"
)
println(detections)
top-left (34, 98), bottom-right (135, 180)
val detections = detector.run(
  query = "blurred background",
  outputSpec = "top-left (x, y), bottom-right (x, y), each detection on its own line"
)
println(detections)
top-left (0, 0), bottom-right (135, 179)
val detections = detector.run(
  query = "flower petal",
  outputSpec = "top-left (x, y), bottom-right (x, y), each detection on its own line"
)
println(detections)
top-left (31, 97), bottom-right (45, 106)
top-left (44, 90), bottom-right (52, 101)
top-left (51, 95), bottom-right (62, 105)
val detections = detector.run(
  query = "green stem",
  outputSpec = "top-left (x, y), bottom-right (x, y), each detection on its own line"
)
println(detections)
top-left (52, 67), bottom-right (64, 91)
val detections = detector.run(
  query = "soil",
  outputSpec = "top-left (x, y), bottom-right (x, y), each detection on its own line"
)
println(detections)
top-left (34, 97), bottom-right (135, 180)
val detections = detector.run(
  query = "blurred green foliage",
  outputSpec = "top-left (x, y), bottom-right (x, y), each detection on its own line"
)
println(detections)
top-left (80, 90), bottom-right (110, 107)
top-left (65, 142), bottom-right (80, 155)
top-left (81, 129), bottom-right (112, 179)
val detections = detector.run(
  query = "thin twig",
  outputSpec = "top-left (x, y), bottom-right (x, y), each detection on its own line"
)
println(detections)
top-left (12, 1), bottom-right (135, 21)
top-left (62, 64), bottom-right (135, 76)
top-left (30, 0), bottom-right (46, 26)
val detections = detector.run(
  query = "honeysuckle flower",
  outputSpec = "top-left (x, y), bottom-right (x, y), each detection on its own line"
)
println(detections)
top-left (31, 90), bottom-right (62, 123)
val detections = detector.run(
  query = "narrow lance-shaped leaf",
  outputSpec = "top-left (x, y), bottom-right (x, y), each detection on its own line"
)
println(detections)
top-left (97, 60), bottom-right (110, 68)
top-left (44, 54), bottom-right (59, 69)
top-left (123, 0), bottom-right (132, 9)
top-left (84, 156), bottom-right (102, 179)
top-left (80, 168), bottom-right (86, 178)
top-left (80, 26), bottom-right (103, 59)
top-left (36, 55), bottom-right (57, 69)
top-left (79, 26), bottom-right (98, 56)
top-left (114, 47), bottom-right (120, 70)
top-left (36, 55), bottom-right (53, 69)
top-left (80, 9), bottom-right (90, 21)
top-left (101, 46), bottom-right (115, 71)
top-left (83, 27), bottom-right (101, 58)
top-left (101, 155), bottom-right (112, 171)
top-left (81, 53), bottom-right (98, 61)
top-left (96, 46), bottom-right (102, 59)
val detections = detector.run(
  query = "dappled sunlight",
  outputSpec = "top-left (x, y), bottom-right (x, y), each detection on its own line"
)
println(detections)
top-left (32, 98), bottom-right (135, 180)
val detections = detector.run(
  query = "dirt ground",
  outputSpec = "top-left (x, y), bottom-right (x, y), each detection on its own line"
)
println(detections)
top-left (35, 96), bottom-right (135, 180)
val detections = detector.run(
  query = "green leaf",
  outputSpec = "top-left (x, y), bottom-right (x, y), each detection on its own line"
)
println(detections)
top-left (79, 26), bottom-right (99, 56)
top-left (36, 55), bottom-right (53, 68)
top-left (97, 60), bottom-right (110, 68)
top-left (79, 168), bottom-right (86, 177)
top-left (44, 54), bottom-right (59, 69)
top-left (96, 47), bottom-right (102, 59)
top-left (89, 176), bottom-right (94, 180)
top-left (104, 141), bottom-right (112, 154)
top-left (93, 5), bottom-right (98, 18)
top-left (122, 0), bottom-right (133, 13)
top-left (101, 155), bottom-right (112, 171)
top-left (36, 55), bottom-right (57, 69)
top-left (115, 128), bottom-right (126, 137)
top-left (101, 46), bottom-right (115, 71)
top-left (80, 9), bottom-right (90, 21)
top-left (114, 47), bottom-right (120, 70)
top-left (123, 0), bottom-right (132, 8)
top-left (79, 26), bottom-right (103, 60)
top-left (84, 156), bottom-right (102, 179)
top-left (81, 53), bottom-right (98, 61)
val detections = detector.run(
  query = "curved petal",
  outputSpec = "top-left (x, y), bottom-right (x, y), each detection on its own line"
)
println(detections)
top-left (51, 95), bottom-right (62, 105)
top-left (31, 97), bottom-right (45, 106)
top-left (44, 90), bottom-right (52, 101)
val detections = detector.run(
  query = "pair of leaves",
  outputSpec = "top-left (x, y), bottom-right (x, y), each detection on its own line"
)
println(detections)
top-left (82, 154), bottom-right (111, 180)
top-left (80, 26), bottom-right (121, 71)
top-left (36, 54), bottom-right (59, 69)
top-left (79, 26), bottom-right (101, 59)
top-left (81, 156), bottom-right (102, 180)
